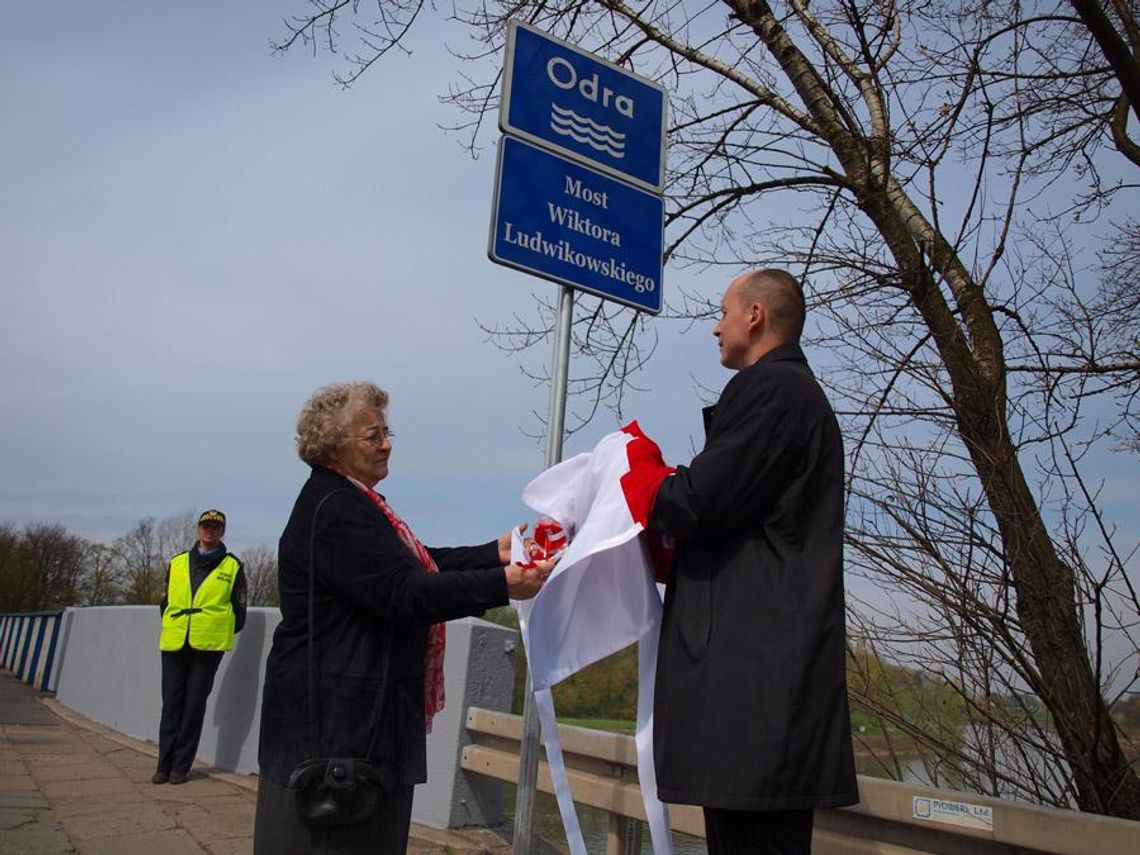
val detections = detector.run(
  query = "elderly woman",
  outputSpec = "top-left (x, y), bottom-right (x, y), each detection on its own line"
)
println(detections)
top-left (253, 382), bottom-right (548, 854)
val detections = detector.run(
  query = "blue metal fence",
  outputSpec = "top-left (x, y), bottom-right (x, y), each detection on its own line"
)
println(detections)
top-left (0, 610), bottom-right (69, 691)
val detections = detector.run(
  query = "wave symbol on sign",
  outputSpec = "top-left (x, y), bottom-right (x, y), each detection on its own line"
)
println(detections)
top-left (550, 103), bottom-right (626, 159)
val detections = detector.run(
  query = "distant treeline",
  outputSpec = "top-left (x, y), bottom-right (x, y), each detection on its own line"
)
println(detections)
top-left (484, 606), bottom-right (640, 720)
top-left (8, 521), bottom-right (1136, 744)
top-left (485, 606), bottom-right (1139, 738)
top-left (483, 606), bottom-right (971, 727)
top-left (0, 515), bottom-right (279, 613)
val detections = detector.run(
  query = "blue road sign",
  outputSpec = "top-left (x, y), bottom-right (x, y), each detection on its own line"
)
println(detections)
top-left (489, 136), bottom-right (664, 314)
top-left (501, 20), bottom-right (667, 193)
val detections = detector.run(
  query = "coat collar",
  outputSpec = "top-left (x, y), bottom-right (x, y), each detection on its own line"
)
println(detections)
top-left (748, 340), bottom-right (807, 369)
top-left (702, 342), bottom-right (810, 436)
top-left (309, 463), bottom-right (349, 486)
top-left (308, 464), bottom-right (388, 502)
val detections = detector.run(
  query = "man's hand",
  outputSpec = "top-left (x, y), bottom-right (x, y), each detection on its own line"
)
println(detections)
top-left (505, 558), bottom-right (554, 600)
top-left (498, 522), bottom-right (531, 565)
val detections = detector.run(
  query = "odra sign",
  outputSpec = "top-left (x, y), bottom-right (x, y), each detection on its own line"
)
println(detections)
top-left (546, 56), bottom-right (635, 119)
top-left (501, 20), bottom-right (667, 193)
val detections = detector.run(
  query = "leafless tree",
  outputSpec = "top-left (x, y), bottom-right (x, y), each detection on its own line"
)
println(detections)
top-left (114, 509), bottom-right (198, 605)
top-left (274, 0), bottom-right (1140, 816)
top-left (1064, 0), bottom-right (1140, 165)
top-left (21, 524), bottom-right (88, 610)
top-left (243, 543), bottom-right (280, 607)
top-left (0, 523), bottom-right (121, 610)
top-left (0, 523), bottom-right (34, 613)
top-left (0, 523), bottom-right (88, 612)
top-left (114, 517), bottom-right (165, 605)
top-left (159, 509), bottom-right (200, 556)
top-left (80, 543), bottom-right (122, 606)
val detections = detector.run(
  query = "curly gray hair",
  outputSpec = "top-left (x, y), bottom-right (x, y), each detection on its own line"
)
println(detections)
top-left (295, 382), bottom-right (389, 466)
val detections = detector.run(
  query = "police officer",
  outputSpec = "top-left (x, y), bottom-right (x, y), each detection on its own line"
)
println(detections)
top-left (153, 509), bottom-right (247, 785)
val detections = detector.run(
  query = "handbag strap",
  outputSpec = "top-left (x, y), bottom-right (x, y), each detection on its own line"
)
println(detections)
top-left (305, 488), bottom-right (395, 760)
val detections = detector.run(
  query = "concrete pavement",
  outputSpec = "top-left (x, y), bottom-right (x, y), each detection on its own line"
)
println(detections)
top-left (0, 672), bottom-right (512, 855)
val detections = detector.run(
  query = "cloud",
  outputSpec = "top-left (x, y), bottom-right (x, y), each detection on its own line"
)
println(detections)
top-left (0, 4), bottom-right (637, 548)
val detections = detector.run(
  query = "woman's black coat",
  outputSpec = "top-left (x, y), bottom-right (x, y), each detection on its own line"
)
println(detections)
top-left (257, 465), bottom-right (509, 787)
top-left (649, 343), bottom-right (858, 811)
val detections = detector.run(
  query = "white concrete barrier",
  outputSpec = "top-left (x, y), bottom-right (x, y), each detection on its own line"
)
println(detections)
top-left (52, 605), bottom-right (517, 829)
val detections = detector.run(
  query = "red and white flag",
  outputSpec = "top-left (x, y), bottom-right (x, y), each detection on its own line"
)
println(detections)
top-left (512, 421), bottom-right (675, 855)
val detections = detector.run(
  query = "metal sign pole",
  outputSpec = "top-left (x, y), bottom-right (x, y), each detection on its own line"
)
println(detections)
top-left (513, 283), bottom-right (574, 855)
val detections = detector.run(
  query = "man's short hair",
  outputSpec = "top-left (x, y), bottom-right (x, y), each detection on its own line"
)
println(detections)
top-left (736, 269), bottom-right (805, 342)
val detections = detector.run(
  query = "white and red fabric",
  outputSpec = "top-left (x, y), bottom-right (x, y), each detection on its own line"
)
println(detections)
top-left (511, 421), bottom-right (675, 855)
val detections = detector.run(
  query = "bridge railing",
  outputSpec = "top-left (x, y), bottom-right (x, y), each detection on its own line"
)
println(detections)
top-left (0, 609), bottom-right (70, 692)
top-left (461, 706), bottom-right (1140, 855)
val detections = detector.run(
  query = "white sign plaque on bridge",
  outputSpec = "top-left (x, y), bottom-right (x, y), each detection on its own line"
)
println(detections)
top-left (913, 796), bottom-right (994, 831)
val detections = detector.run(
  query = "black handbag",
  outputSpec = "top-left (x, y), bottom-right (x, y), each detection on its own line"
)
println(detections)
top-left (288, 757), bottom-right (387, 827)
top-left (287, 490), bottom-right (394, 828)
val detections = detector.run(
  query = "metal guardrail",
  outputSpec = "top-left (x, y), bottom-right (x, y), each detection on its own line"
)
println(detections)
top-left (0, 609), bottom-right (70, 692)
top-left (461, 707), bottom-right (1140, 855)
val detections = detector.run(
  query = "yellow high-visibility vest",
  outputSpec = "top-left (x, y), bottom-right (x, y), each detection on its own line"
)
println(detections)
top-left (159, 552), bottom-right (239, 651)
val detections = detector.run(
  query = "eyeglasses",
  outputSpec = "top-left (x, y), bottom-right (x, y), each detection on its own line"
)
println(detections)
top-left (355, 428), bottom-right (395, 446)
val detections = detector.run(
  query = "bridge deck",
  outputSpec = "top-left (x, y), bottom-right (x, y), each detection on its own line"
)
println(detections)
top-left (0, 672), bottom-right (511, 855)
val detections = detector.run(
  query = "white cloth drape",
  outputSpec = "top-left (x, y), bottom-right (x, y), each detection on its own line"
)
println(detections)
top-left (511, 425), bottom-right (674, 855)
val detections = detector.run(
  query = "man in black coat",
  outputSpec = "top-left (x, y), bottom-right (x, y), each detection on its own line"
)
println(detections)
top-left (649, 269), bottom-right (858, 854)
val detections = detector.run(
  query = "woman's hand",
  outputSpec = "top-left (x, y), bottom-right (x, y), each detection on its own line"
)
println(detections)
top-left (498, 522), bottom-right (532, 565)
top-left (505, 558), bottom-right (554, 600)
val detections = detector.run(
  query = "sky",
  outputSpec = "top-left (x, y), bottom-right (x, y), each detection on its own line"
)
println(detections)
top-left (0, 2), bottom-right (722, 552)
top-left (1, 2), bottom-right (1135, 602)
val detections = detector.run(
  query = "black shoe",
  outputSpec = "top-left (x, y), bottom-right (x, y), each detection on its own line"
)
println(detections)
top-left (168, 771), bottom-right (188, 785)
top-left (151, 770), bottom-right (169, 784)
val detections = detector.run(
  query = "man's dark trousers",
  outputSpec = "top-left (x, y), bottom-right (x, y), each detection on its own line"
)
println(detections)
top-left (703, 807), bottom-right (814, 855)
top-left (157, 646), bottom-right (224, 775)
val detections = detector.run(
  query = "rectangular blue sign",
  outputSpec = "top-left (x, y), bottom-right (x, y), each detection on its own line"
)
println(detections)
top-left (489, 136), bottom-right (664, 314)
top-left (501, 20), bottom-right (667, 193)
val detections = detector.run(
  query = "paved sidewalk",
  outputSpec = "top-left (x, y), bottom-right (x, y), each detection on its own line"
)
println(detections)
top-left (0, 672), bottom-right (511, 855)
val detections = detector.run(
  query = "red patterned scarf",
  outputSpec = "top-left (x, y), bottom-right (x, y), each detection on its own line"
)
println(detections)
top-left (342, 478), bottom-right (446, 731)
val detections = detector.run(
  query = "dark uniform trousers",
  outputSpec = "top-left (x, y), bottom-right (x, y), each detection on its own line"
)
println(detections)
top-left (157, 646), bottom-right (224, 775)
top-left (702, 807), bottom-right (814, 855)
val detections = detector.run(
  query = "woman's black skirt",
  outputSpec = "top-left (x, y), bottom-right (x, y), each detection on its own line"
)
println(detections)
top-left (253, 774), bottom-right (415, 855)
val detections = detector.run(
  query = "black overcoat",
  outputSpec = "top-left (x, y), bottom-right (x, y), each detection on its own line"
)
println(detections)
top-left (257, 465), bottom-right (509, 787)
top-left (649, 343), bottom-right (858, 811)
